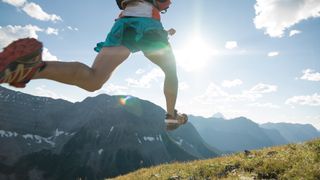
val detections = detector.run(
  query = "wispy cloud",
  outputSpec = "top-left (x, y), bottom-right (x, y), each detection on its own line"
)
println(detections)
top-left (0, 25), bottom-right (70, 62)
top-left (247, 83), bottom-right (278, 94)
top-left (286, 93), bottom-right (320, 107)
top-left (254, 0), bottom-right (320, 37)
top-left (2, 0), bottom-right (26, 7)
top-left (100, 83), bottom-right (129, 95)
top-left (194, 82), bottom-right (228, 104)
top-left (135, 69), bottom-right (145, 75)
top-left (2, 0), bottom-right (62, 22)
top-left (179, 82), bottom-right (190, 91)
top-left (268, 51), bottom-right (279, 57)
top-left (0, 25), bottom-right (42, 48)
top-left (222, 79), bottom-right (243, 88)
top-left (195, 82), bottom-right (278, 104)
top-left (126, 68), bottom-right (164, 88)
top-left (289, 30), bottom-right (302, 37)
top-left (249, 102), bottom-right (280, 109)
top-left (45, 27), bottom-right (59, 35)
top-left (22, 2), bottom-right (61, 22)
top-left (300, 69), bottom-right (320, 82)
top-left (225, 41), bottom-right (238, 49)
top-left (34, 85), bottom-right (74, 101)
top-left (67, 26), bottom-right (79, 31)
top-left (42, 48), bottom-right (58, 61)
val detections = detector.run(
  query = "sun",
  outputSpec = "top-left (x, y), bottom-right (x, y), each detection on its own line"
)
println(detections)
top-left (174, 36), bottom-right (216, 72)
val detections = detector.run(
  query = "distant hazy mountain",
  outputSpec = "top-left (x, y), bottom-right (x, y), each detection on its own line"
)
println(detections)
top-left (0, 86), bottom-right (219, 180)
top-left (261, 122), bottom-right (320, 143)
top-left (261, 128), bottom-right (288, 145)
top-left (189, 116), bottom-right (275, 152)
top-left (189, 115), bottom-right (320, 153)
top-left (211, 112), bottom-right (225, 119)
top-left (167, 122), bottom-right (221, 159)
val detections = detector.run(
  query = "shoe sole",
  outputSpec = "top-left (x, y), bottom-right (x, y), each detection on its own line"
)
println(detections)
top-left (165, 114), bottom-right (188, 131)
top-left (0, 38), bottom-right (43, 73)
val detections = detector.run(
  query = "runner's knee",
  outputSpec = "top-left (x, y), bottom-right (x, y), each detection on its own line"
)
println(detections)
top-left (87, 73), bottom-right (110, 92)
top-left (162, 65), bottom-right (177, 78)
top-left (85, 81), bottom-right (104, 92)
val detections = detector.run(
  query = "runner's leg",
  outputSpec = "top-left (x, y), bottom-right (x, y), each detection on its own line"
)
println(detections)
top-left (33, 46), bottom-right (130, 91)
top-left (143, 47), bottom-right (178, 116)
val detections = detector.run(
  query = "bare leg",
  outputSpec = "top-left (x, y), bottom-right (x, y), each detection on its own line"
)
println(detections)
top-left (143, 47), bottom-right (178, 116)
top-left (33, 46), bottom-right (130, 91)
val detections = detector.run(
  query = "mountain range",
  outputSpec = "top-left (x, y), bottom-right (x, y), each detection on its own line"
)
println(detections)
top-left (189, 115), bottom-right (320, 152)
top-left (0, 86), bottom-right (319, 179)
top-left (0, 86), bottom-right (218, 180)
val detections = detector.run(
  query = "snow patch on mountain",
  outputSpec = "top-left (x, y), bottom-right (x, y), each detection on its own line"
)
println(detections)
top-left (0, 129), bottom-right (74, 147)
top-left (107, 126), bottom-right (114, 137)
top-left (98, 148), bottom-right (104, 155)
top-left (174, 139), bottom-right (184, 146)
top-left (143, 134), bottom-right (163, 142)
top-left (0, 130), bottom-right (18, 138)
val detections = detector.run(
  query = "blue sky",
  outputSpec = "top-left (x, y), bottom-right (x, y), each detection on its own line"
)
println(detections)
top-left (1, 0), bottom-right (320, 129)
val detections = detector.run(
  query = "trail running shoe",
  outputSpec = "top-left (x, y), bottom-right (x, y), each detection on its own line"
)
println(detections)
top-left (165, 110), bottom-right (188, 131)
top-left (0, 38), bottom-right (46, 88)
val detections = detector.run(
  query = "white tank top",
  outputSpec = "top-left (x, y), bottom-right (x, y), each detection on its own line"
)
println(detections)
top-left (121, 1), bottom-right (154, 18)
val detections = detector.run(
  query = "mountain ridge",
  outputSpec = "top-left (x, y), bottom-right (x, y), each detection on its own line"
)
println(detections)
top-left (0, 86), bottom-right (219, 179)
top-left (188, 115), bottom-right (320, 152)
top-left (1, 86), bottom-right (319, 179)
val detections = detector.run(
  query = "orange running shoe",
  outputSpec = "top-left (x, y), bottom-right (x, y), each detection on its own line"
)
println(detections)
top-left (0, 38), bottom-right (46, 88)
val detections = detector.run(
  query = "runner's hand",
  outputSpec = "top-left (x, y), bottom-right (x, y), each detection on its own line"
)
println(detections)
top-left (167, 28), bottom-right (176, 36)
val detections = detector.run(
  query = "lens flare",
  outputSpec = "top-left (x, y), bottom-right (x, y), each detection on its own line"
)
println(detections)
top-left (119, 96), bottom-right (131, 106)
top-left (118, 96), bottom-right (143, 117)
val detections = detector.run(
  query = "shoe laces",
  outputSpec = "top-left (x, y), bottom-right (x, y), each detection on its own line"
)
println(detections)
top-left (3, 64), bottom-right (33, 83)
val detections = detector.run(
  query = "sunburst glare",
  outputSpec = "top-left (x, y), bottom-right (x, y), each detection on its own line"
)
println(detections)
top-left (174, 35), bottom-right (217, 72)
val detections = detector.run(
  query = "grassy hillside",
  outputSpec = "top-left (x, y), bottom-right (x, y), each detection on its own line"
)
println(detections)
top-left (113, 138), bottom-right (320, 180)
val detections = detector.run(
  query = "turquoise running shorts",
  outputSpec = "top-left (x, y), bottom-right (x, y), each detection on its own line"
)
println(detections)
top-left (94, 17), bottom-right (170, 53)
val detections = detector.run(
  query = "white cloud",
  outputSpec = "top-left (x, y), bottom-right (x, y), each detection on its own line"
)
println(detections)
top-left (289, 30), bottom-right (301, 37)
top-left (22, 2), bottom-right (61, 22)
top-left (2, 0), bottom-right (26, 7)
top-left (202, 83), bottom-right (229, 98)
top-left (195, 82), bottom-right (277, 105)
top-left (194, 83), bottom-right (228, 104)
top-left (247, 83), bottom-right (278, 94)
top-left (268, 51), bottom-right (279, 57)
top-left (35, 85), bottom-right (72, 101)
top-left (234, 83), bottom-right (277, 102)
top-left (230, 83), bottom-right (278, 101)
top-left (0, 25), bottom-right (42, 48)
top-left (305, 116), bottom-right (320, 130)
top-left (254, 0), bottom-right (320, 37)
top-left (0, 25), bottom-right (65, 62)
top-left (126, 68), bottom-right (164, 88)
top-left (101, 83), bottom-right (129, 95)
top-left (300, 69), bottom-right (320, 81)
top-left (45, 27), bottom-right (58, 35)
top-left (249, 102), bottom-right (280, 109)
top-left (286, 93), bottom-right (320, 106)
top-left (135, 69), bottom-right (145, 75)
top-left (179, 82), bottom-right (190, 91)
top-left (42, 48), bottom-right (58, 61)
top-left (225, 41), bottom-right (238, 49)
top-left (2, 0), bottom-right (62, 22)
top-left (67, 26), bottom-right (79, 31)
top-left (222, 79), bottom-right (243, 88)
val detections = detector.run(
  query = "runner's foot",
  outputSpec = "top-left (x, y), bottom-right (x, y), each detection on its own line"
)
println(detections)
top-left (0, 38), bottom-right (46, 88)
top-left (165, 110), bottom-right (188, 131)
